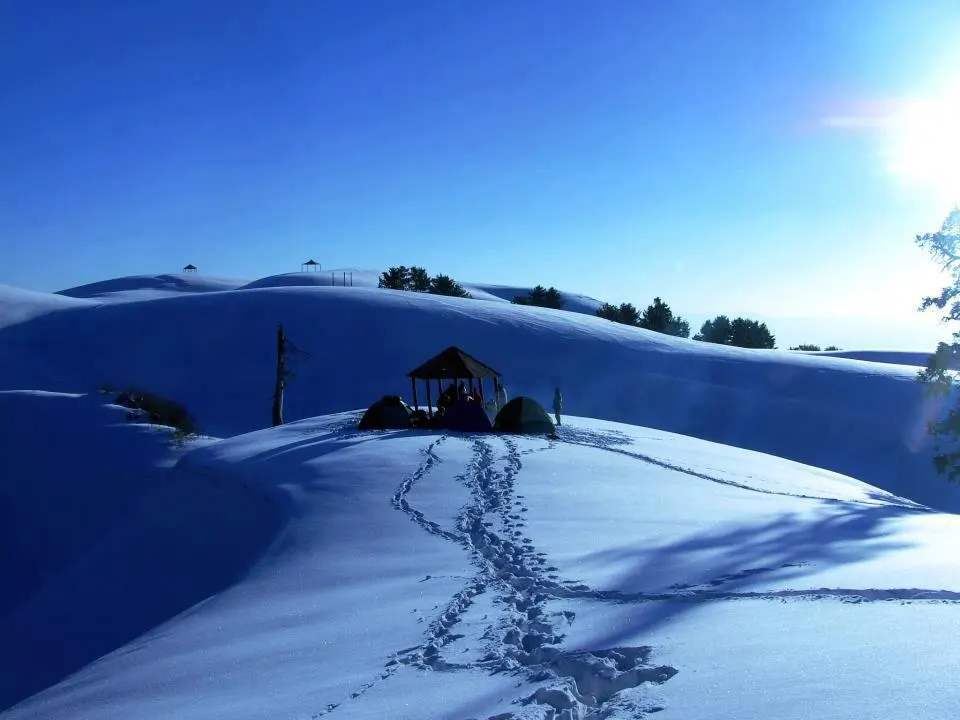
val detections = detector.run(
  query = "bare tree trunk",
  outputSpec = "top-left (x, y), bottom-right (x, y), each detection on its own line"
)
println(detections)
top-left (272, 324), bottom-right (285, 427)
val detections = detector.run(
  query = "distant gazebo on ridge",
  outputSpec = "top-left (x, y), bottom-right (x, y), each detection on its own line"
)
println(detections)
top-left (302, 259), bottom-right (320, 272)
top-left (183, 264), bottom-right (197, 273)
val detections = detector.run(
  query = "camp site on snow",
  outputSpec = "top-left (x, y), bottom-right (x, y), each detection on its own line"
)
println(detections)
top-left (358, 345), bottom-right (556, 435)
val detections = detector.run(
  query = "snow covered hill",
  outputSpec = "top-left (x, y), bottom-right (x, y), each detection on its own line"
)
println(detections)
top-left (1, 281), bottom-right (956, 511)
top-left (0, 283), bottom-right (93, 326)
top-left (51, 270), bottom-right (605, 316)
top-left (3, 276), bottom-right (960, 719)
top-left (240, 270), bottom-right (512, 304)
top-left (4, 412), bottom-right (959, 720)
top-left (57, 273), bottom-right (249, 301)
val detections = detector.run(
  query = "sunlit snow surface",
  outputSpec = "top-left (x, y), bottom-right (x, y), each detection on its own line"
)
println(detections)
top-left (3, 276), bottom-right (960, 719)
top-left (4, 411), bottom-right (960, 720)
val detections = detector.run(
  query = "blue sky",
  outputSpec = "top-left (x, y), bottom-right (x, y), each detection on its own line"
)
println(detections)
top-left (3, 1), bottom-right (960, 342)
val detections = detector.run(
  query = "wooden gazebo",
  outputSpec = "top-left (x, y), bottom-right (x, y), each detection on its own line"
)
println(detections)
top-left (183, 264), bottom-right (197, 273)
top-left (407, 346), bottom-right (502, 418)
top-left (302, 259), bottom-right (319, 272)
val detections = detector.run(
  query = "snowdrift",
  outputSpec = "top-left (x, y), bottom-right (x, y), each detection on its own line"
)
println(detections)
top-left (0, 391), bottom-right (282, 711)
top-left (0, 284), bottom-right (955, 511)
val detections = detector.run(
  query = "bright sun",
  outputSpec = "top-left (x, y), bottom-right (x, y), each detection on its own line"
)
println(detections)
top-left (885, 86), bottom-right (960, 205)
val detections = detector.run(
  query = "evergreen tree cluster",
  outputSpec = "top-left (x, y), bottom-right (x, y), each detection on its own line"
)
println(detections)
top-left (377, 265), bottom-right (779, 351)
top-left (693, 315), bottom-right (776, 349)
top-left (378, 266), bottom-right (472, 298)
top-left (595, 297), bottom-right (691, 338)
top-left (789, 344), bottom-right (841, 352)
top-left (512, 285), bottom-right (565, 310)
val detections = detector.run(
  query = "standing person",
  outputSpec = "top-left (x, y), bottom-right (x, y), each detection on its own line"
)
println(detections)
top-left (495, 382), bottom-right (508, 412)
top-left (552, 387), bottom-right (563, 426)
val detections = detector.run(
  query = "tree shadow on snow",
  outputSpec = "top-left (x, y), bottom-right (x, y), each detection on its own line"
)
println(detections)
top-left (572, 500), bottom-right (924, 650)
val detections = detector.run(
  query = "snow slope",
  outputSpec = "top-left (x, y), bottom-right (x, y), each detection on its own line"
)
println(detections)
top-left (0, 391), bottom-right (277, 711)
top-left (464, 281), bottom-right (603, 316)
top-left (0, 283), bottom-right (955, 512)
top-left (5, 415), bottom-right (960, 720)
top-left (241, 269), bottom-right (518, 304)
top-left (0, 283), bottom-right (92, 326)
top-left (237, 268), bottom-right (382, 290)
top-left (57, 274), bottom-right (248, 301)
top-left (816, 349), bottom-right (958, 369)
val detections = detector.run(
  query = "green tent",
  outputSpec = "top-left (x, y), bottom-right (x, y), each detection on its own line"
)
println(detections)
top-left (358, 396), bottom-right (414, 430)
top-left (493, 396), bottom-right (555, 435)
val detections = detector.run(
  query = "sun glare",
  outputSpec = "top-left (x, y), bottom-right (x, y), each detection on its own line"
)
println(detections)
top-left (884, 85), bottom-right (960, 205)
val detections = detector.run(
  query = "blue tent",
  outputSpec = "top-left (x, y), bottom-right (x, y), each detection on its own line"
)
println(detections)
top-left (443, 399), bottom-right (493, 433)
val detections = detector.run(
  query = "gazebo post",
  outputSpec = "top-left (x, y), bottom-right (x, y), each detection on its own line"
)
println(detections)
top-left (411, 378), bottom-right (419, 411)
top-left (426, 382), bottom-right (433, 419)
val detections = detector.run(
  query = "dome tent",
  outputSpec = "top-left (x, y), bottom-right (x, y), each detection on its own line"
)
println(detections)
top-left (444, 399), bottom-right (493, 433)
top-left (358, 395), bottom-right (414, 430)
top-left (493, 397), bottom-right (555, 435)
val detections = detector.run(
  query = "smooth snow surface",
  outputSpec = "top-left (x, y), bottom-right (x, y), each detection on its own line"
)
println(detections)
top-left (5, 416), bottom-right (960, 720)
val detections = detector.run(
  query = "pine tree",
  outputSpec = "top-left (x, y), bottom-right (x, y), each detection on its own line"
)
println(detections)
top-left (409, 266), bottom-right (431, 292)
top-left (378, 266), bottom-right (410, 290)
top-left (694, 315), bottom-right (733, 344)
top-left (639, 297), bottom-right (673, 333)
top-left (616, 303), bottom-right (641, 326)
top-left (596, 303), bottom-right (621, 321)
top-left (513, 285), bottom-right (564, 309)
top-left (916, 207), bottom-right (960, 479)
top-left (730, 318), bottom-right (775, 349)
top-left (666, 316), bottom-right (691, 338)
top-left (428, 274), bottom-right (472, 298)
top-left (543, 287), bottom-right (564, 310)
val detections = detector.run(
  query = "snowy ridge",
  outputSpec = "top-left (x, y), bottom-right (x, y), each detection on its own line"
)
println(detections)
top-left (56, 273), bottom-right (249, 301)
top-left (1, 283), bottom-right (955, 511)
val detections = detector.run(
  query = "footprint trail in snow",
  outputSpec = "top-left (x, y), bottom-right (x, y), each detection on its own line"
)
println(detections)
top-left (319, 428), bottom-right (960, 720)
top-left (392, 436), bottom-right (678, 720)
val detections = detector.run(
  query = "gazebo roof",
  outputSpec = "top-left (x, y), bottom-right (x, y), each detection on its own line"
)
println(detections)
top-left (183, 264), bottom-right (197, 270)
top-left (303, 259), bottom-right (318, 266)
top-left (407, 346), bottom-right (501, 380)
